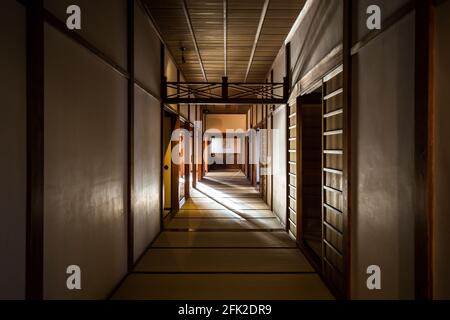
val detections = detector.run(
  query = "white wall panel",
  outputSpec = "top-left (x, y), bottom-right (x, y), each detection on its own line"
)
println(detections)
top-left (272, 106), bottom-right (287, 225)
top-left (44, 24), bottom-right (128, 299)
top-left (133, 86), bottom-right (161, 262)
top-left (135, 1), bottom-right (161, 96)
top-left (350, 13), bottom-right (415, 299)
top-left (44, 0), bottom-right (127, 69)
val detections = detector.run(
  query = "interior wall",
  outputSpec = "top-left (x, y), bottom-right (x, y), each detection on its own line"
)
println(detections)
top-left (44, 23), bottom-right (128, 299)
top-left (206, 114), bottom-right (247, 132)
top-left (135, 0), bottom-right (160, 95)
top-left (0, 0), bottom-right (26, 300)
top-left (44, 0), bottom-right (127, 69)
top-left (351, 0), bottom-right (411, 45)
top-left (133, 86), bottom-right (161, 262)
top-left (133, 1), bottom-right (162, 263)
top-left (271, 46), bottom-right (286, 97)
top-left (350, 12), bottom-right (415, 299)
top-left (41, 0), bottom-right (163, 299)
top-left (272, 106), bottom-right (287, 225)
top-left (289, 0), bottom-right (343, 85)
top-left (165, 50), bottom-right (178, 113)
top-left (433, 0), bottom-right (450, 300)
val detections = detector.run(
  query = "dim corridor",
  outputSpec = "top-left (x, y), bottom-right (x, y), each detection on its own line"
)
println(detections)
top-left (112, 170), bottom-right (333, 300)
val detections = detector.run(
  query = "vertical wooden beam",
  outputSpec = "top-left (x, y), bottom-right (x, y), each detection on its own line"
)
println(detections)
top-left (296, 98), bottom-right (302, 242)
top-left (415, 0), bottom-right (434, 300)
top-left (185, 121), bottom-right (190, 198)
top-left (126, 0), bottom-right (135, 270)
top-left (26, 0), bottom-right (44, 300)
top-left (159, 41), bottom-right (165, 232)
top-left (171, 118), bottom-right (180, 212)
top-left (285, 42), bottom-right (291, 233)
top-left (176, 69), bottom-right (180, 114)
top-left (223, 0), bottom-right (228, 77)
top-left (285, 42), bottom-right (291, 93)
top-left (193, 105), bottom-right (198, 188)
top-left (285, 101), bottom-right (290, 233)
top-left (270, 70), bottom-right (274, 211)
top-left (342, 0), bottom-right (352, 300)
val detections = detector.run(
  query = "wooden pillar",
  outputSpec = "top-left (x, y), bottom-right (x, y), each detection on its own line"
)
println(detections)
top-left (126, 0), bottom-right (135, 271)
top-left (414, 0), bottom-right (434, 300)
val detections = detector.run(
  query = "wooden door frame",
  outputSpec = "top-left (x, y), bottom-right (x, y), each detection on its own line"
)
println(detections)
top-left (414, 0), bottom-right (435, 300)
top-left (170, 117), bottom-right (180, 213)
top-left (295, 93), bottom-right (324, 271)
top-left (184, 121), bottom-right (191, 198)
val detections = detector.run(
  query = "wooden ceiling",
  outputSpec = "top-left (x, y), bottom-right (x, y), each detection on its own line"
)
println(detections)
top-left (144, 0), bottom-right (305, 83)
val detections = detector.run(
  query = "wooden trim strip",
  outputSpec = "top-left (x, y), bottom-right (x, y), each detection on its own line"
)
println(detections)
top-left (323, 65), bottom-right (343, 83)
top-left (324, 149), bottom-right (344, 155)
top-left (324, 129), bottom-right (343, 136)
top-left (323, 168), bottom-right (343, 175)
top-left (43, 9), bottom-right (129, 79)
top-left (323, 108), bottom-right (343, 118)
top-left (323, 256), bottom-right (343, 275)
top-left (323, 88), bottom-right (343, 101)
top-left (323, 239), bottom-right (343, 257)
top-left (324, 221), bottom-right (343, 236)
top-left (324, 203), bottom-right (343, 215)
top-left (134, 79), bottom-right (161, 102)
top-left (324, 185), bottom-right (343, 194)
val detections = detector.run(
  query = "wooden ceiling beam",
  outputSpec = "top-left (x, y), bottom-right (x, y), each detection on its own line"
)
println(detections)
top-left (182, 0), bottom-right (208, 81)
top-left (244, 0), bottom-right (270, 82)
top-left (224, 0), bottom-right (228, 77)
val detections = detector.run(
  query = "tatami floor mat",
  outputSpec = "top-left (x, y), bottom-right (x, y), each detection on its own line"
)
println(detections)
top-left (152, 231), bottom-right (297, 248)
top-left (112, 170), bottom-right (333, 300)
top-left (181, 202), bottom-right (227, 210)
top-left (112, 274), bottom-right (333, 300)
top-left (165, 217), bottom-right (283, 230)
top-left (186, 197), bottom-right (266, 204)
top-left (175, 209), bottom-right (276, 219)
top-left (134, 248), bottom-right (314, 273)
